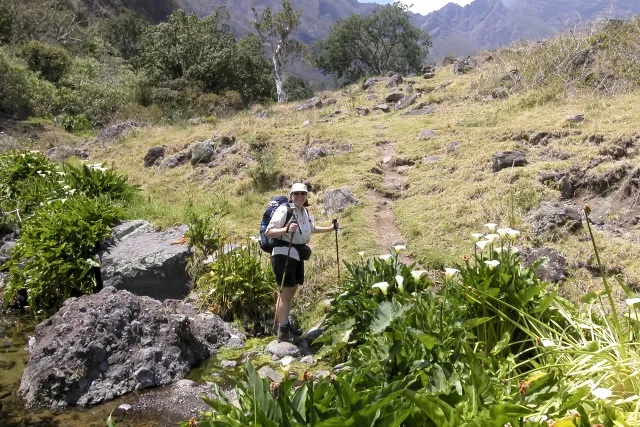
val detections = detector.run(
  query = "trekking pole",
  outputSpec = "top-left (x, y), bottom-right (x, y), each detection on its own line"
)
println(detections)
top-left (273, 223), bottom-right (296, 332)
top-left (333, 218), bottom-right (340, 284)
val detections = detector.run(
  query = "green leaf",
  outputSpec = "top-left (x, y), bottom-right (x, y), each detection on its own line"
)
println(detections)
top-left (404, 390), bottom-right (462, 427)
top-left (488, 403), bottom-right (531, 424)
top-left (490, 331), bottom-right (511, 355)
top-left (371, 299), bottom-right (411, 334)
top-left (408, 328), bottom-right (439, 350)
top-left (289, 384), bottom-right (308, 424)
top-left (462, 317), bottom-right (493, 329)
top-left (581, 291), bottom-right (599, 304)
top-left (106, 413), bottom-right (118, 427)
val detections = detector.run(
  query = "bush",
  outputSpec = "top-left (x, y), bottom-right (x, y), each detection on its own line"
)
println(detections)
top-left (54, 113), bottom-right (92, 133)
top-left (282, 76), bottom-right (314, 101)
top-left (62, 162), bottom-right (139, 202)
top-left (20, 40), bottom-right (71, 83)
top-left (248, 150), bottom-right (281, 192)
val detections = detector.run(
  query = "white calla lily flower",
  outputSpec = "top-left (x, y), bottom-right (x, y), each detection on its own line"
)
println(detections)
top-left (507, 229), bottom-right (520, 241)
top-left (411, 270), bottom-right (427, 280)
top-left (281, 356), bottom-right (293, 367)
top-left (485, 234), bottom-right (500, 242)
top-left (476, 240), bottom-right (490, 251)
top-left (540, 339), bottom-right (555, 347)
top-left (357, 251), bottom-right (366, 257)
top-left (484, 260), bottom-right (500, 270)
top-left (471, 233), bottom-right (484, 241)
top-left (444, 268), bottom-right (460, 279)
top-left (592, 388), bottom-right (613, 400)
top-left (395, 275), bottom-right (404, 291)
top-left (372, 282), bottom-right (389, 295)
top-left (626, 298), bottom-right (640, 306)
top-left (393, 245), bottom-right (407, 252)
top-left (497, 228), bottom-right (510, 238)
top-left (379, 254), bottom-right (393, 262)
top-left (484, 223), bottom-right (497, 232)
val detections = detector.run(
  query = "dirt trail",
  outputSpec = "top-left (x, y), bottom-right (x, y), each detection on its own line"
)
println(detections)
top-left (366, 141), bottom-right (415, 265)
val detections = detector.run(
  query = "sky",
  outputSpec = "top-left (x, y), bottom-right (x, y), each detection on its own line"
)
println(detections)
top-left (363, 0), bottom-right (475, 16)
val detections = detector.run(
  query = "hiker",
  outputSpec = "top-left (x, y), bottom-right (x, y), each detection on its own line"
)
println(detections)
top-left (266, 183), bottom-right (338, 343)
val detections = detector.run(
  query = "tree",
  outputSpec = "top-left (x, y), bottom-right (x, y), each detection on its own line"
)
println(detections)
top-left (251, 2), bottom-right (306, 103)
top-left (101, 8), bottom-right (148, 60)
top-left (311, 2), bottom-right (431, 82)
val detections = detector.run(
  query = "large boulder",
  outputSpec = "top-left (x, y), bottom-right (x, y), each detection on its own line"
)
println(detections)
top-left (323, 188), bottom-right (359, 215)
top-left (191, 140), bottom-right (215, 166)
top-left (395, 95), bottom-right (417, 110)
top-left (98, 221), bottom-right (192, 301)
top-left (453, 57), bottom-right (477, 75)
top-left (520, 247), bottom-right (568, 283)
top-left (492, 151), bottom-right (527, 172)
top-left (362, 78), bottom-right (378, 90)
top-left (144, 146), bottom-right (166, 168)
top-left (19, 287), bottom-right (245, 409)
top-left (385, 92), bottom-right (404, 103)
top-left (295, 97), bottom-right (323, 111)
top-left (45, 146), bottom-right (88, 162)
top-left (386, 74), bottom-right (403, 88)
top-left (526, 203), bottom-right (582, 235)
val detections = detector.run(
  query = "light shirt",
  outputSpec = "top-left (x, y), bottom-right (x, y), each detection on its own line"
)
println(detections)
top-left (267, 204), bottom-right (315, 261)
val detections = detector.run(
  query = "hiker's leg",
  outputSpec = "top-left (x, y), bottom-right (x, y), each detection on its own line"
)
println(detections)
top-left (277, 285), bottom-right (298, 325)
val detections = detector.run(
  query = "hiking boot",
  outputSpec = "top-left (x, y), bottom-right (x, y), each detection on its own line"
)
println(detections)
top-left (290, 325), bottom-right (303, 337)
top-left (278, 324), bottom-right (297, 343)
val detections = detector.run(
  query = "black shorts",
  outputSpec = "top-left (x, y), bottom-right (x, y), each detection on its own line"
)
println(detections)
top-left (271, 255), bottom-right (304, 288)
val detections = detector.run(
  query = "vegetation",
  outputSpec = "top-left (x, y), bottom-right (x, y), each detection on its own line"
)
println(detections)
top-left (311, 2), bottom-right (431, 82)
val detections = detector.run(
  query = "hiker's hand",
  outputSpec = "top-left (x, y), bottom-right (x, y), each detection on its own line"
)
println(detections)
top-left (286, 223), bottom-right (299, 234)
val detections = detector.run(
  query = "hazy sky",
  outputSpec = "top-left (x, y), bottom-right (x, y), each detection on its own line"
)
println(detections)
top-left (364, 1), bottom-right (475, 15)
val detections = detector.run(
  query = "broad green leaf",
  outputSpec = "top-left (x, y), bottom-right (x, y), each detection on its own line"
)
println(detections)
top-left (408, 328), bottom-right (439, 350)
top-left (580, 291), bottom-right (599, 304)
top-left (462, 317), bottom-right (493, 329)
top-left (106, 413), bottom-right (118, 427)
top-left (490, 331), bottom-right (511, 355)
top-left (289, 384), bottom-right (308, 424)
top-left (404, 389), bottom-right (462, 426)
top-left (488, 403), bottom-right (531, 424)
top-left (371, 299), bottom-right (411, 334)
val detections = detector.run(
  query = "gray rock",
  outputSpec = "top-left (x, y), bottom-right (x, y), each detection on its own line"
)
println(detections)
top-left (355, 106), bottom-right (370, 116)
top-left (373, 104), bottom-right (391, 112)
top-left (527, 203), bottom-right (582, 235)
top-left (560, 175), bottom-right (574, 199)
top-left (385, 93), bottom-right (404, 103)
top-left (96, 122), bottom-right (145, 145)
top-left (446, 141), bottom-right (459, 154)
top-left (491, 87), bottom-right (509, 99)
top-left (173, 379), bottom-right (196, 389)
top-left (520, 247), bottom-right (568, 283)
top-left (191, 140), bottom-right (215, 166)
top-left (386, 74), bottom-right (403, 88)
top-left (453, 57), bottom-right (477, 74)
top-left (220, 360), bottom-right (237, 369)
top-left (314, 370), bottom-right (330, 380)
top-left (423, 73), bottom-right (436, 79)
top-left (403, 106), bottom-right (437, 117)
top-left (362, 78), bottom-right (378, 90)
top-left (436, 80), bottom-right (453, 90)
top-left (19, 287), bottom-right (244, 409)
top-left (162, 151), bottom-right (191, 169)
top-left (266, 340), bottom-right (301, 358)
top-left (323, 188), bottom-right (359, 215)
top-left (492, 151), bottom-right (527, 172)
top-left (144, 146), bottom-right (166, 168)
top-left (395, 94), bottom-right (417, 110)
top-left (301, 146), bottom-right (328, 162)
top-left (0, 241), bottom-right (16, 257)
top-left (303, 120), bottom-right (312, 128)
top-left (257, 366), bottom-right (282, 382)
top-left (45, 146), bottom-right (88, 162)
top-left (296, 97), bottom-right (323, 111)
top-left (418, 130), bottom-right (437, 140)
top-left (422, 156), bottom-right (443, 164)
top-left (566, 114), bottom-right (585, 123)
top-left (300, 356), bottom-right (314, 364)
top-left (322, 98), bottom-right (337, 106)
top-left (98, 221), bottom-right (192, 301)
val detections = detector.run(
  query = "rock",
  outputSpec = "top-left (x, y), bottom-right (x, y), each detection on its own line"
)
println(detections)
top-left (520, 247), bottom-right (568, 283)
top-left (385, 92), bottom-right (404, 102)
top-left (314, 371), bottom-right (330, 380)
top-left (453, 57), bottom-right (477, 74)
top-left (362, 78), bottom-right (378, 90)
top-left (403, 106), bottom-right (437, 117)
top-left (98, 221), bottom-right (192, 301)
top-left (323, 188), bottom-right (359, 215)
top-left (355, 106), bottom-right (370, 116)
top-left (395, 95), bottom-right (417, 110)
top-left (266, 340), bottom-right (301, 358)
top-left (45, 146), bottom-right (88, 162)
top-left (162, 151), bottom-right (191, 169)
top-left (0, 241), bottom-right (16, 256)
top-left (436, 80), bottom-right (453, 90)
top-left (373, 104), bottom-right (391, 113)
top-left (257, 366), bottom-right (282, 382)
top-left (446, 141), bottom-right (459, 154)
top-left (190, 140), bottom-right (215, 166)
top-left (422, 65), bottom-right (436, 74)
top-left (300, 355), bottom-right (314, 364)
top-left (174, 379), bottom-right (196, 389)
top-left (491, 87), bottom-right (509, 99)
top-left (422, 156), bottom-right (443, 164)
top-left (19, 287), bottom-right (244, 409)
top-left (187, 118), bottom-right (204, 125)
top-left (296, 97), bottom-right (323, 111)
top-left (566, 114), bottom-right (585, 123)
top-left (143, 146), bottom-right (166, 168)
top-left (322, 98), bottom-right (337, 106)
top-left (418, 129), bottom-right (437, 140)
top-left (118, 403), bottom-right (132, 411)
top-left (423, 73), bottom-right (436, 79)
top-left (303, 328), bottom-right (323, 342)
top-left (560, 175), bottom-right (574, 199)
top-left (386, 74), bottom-right (403, 88)
top-left (492, 151), bottom-right (527, 172)
top-left (96, 122), bottom-right (145, 145)
top-left (527, 203), bottom-right (582, 235)
top-left (301, 146), bottom-right (328, 162)
top-left (220, 360), bottom-right (237, 369)
top-left (303, 120), bottom-right (312, 128)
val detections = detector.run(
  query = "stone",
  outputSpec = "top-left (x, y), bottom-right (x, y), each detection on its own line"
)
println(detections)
top-left (45, 146), bottom-right (88, 162)
top-left (19, 287), bottom-right (244, 409)
top-left (566, 114), bottom-right (585, 123)
top-left (373, 104), bottom-right (391, 112)
top-left (220, 360), bottom-right (237, 369)
top-left (257, 366), bottom-right (282, 382)
top-left (301, 146), bottom-right (328, 162)
top-left (520, 247), bottom-right (568, 283)
top-left (98, 220), bottom-right (192, 301)
top-left (395, 95), bottom-right (417, 110)
top-left (453, 57), bottom-right (477, 74)
top-left (403, 106), bottom-right (437, 117)
top-left (96, 122), bottom-right (145, 145)
top-left (422, 156), bottom-right (443, 164)
top-left (174, 379), bottom-right (197, 389)
top-left (385, 92), bottom-right (404, 103)
top-left (322, 98), bottom-right (337, 106)
top-left (422, 65), bottom-right (436, 74)
top-left (423, 73), bottom-right (436, 79)
top-left (162, 151), bottom-right (191, 169)
top-left (446, 141), bottom-right (459, 154)
top-left (418, 129), bottom-right (437, 140)
top-left (314, 371), bottom-right (330, 380)
top-left (295, 97), bottom-right (323, 111)
top-left (386, 74), bottom-right (403, 88)
top-left (266, 340), bottom-right (301, 358)
top-left (526, 203), bottom-right (582, 235)
top-left (491, 87), bottom-right (509, 99)
top-left (560, 175), bottom-right (574, 199)
top-left (492, 151), bottom-right (527, 172)
top-left (355, 106), bottom-right (370, 116)
top-left (190, 140), bottom-right (215, 166)
top-left (0, 241), bottom-right (16, 256)
top-left (322, 188), bottom-right (359, 215)
top-left (436, 80), bottom-right (453, 90)
top-left (303, 120), bottom-right (312, 127)
top-left (362, 78), bottom-right (378, 90)
top-left (300, 355), bottom-right (314, 364)
top-left (144, 146), bottom-right (166, 168)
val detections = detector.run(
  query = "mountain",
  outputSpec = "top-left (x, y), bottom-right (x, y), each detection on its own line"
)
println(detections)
top-left (412, 0), bottom-right (640, 59)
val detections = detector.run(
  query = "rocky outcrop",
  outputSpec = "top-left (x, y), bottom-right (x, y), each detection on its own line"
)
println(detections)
top-left (191, 140), bottom-right (215, 166)
top-left (520, 247), bottom-right (568, 283)
top-left (98, 221), bottom-right (192, 301)
top-left (386, 74), bottom-right (403, 88)
top-left (19, 286), bottom-right (245, 409)
top-left (45, 146), bottom-right (88, 162)
top-left (362, 78), bottom-right (378, 90)
top-left (96, 122), bottom-right (145, 145)
top-left (418, 129), bottom-right (437, 140)
top-left (453, 57), bottom-right (478, 75)
top-left (385, 92), bottom-right (404, 103)
top-left (144, 146), bottom-right (166, 167)
top-left (162, 151), bottom-right (191, 168)
top-left (492, 151), bottom-right (527, 172)
top-left (323, 188), bottom-right (359, 215)
top-left (395, 95), bottom-right (417, 110)
top-left (295, 97), bottom-right (323, 111)
top-left (527, 203), bottom-right (582, 235)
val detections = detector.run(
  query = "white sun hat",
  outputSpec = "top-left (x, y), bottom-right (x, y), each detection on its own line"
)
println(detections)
top-left (290, 183), bottom-right (308, 194)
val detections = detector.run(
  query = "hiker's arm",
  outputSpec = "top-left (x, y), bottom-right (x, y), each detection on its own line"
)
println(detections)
top-left (266, 206), bottom-right (297, 237)
top-left (266, 224), bottom-right (297, 238)
top-left (312, 223), bottom-right (337, 234)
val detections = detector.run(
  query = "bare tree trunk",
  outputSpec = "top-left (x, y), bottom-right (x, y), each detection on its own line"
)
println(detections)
top-left (273, 44), bottom-right (287, 103)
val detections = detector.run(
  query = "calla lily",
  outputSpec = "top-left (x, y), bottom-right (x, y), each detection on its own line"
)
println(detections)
top-left (281, 356), bottom-right (294, 367)
top-left (372, 281), bottom-right (389, 295)
top-left (471, 233), bottom-right (484, 241)
top-left (484, 260), bottom-right (500, 270)
top-left (63, 185), bottom-right (71, 190)
top-left (444, 268), bottom-right (460, 279)
top-left (626, 298), bottom-right (640, 306)
top-left (476, 240), bottom-right (490, 251)
top-left (393, 245), bottom-right (407, 252)
top-left (67, 189), bottom-right (76, 195)
top-left (510, 247), bottom-right (520, 254)
top-left (357, 251), bottom-right (366, 257)
top-left (592, 388), bottom-right (613, 400)
top-left (485, 234), bottom-right (500, 242)
top-left (395, 275), bottom-right (404, 291)
top-left (411, 270), bottom-right (427, 280)
top-left (507, 229), bottom-right (520, 241)
top-left (497, 228), bottom-right (510, 238)
top-left (494, 247), bottom-right (503, 254)
top-left (379, 254), bottom-right (393, 262)
top-left (484, 223), bottom-right (497, 232)
top-left (540, 338), bottom-right (555, 347)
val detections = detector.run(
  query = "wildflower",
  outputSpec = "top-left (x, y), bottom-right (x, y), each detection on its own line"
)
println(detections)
top-left (484, 223), bottom-right (497, 232)
top-left (379, 254), bottom-right (393, 262)
top-left (63, 185), bottom-right (71, 190)
top-left (626, 298), bottom-right (640, 306)
top-left (591, 388), bottom-right (613, 400)
top-left (444, 268), bottom-right (460, 279)
top-left (411, 270), bottom-right (427, 280)
top-left (357, 251), bottom-right (365, 257)
top-left (395, 275), bottom-right (404, 291)
top-left (494, 247), bottom-right (503, 254)
top-left (497, 228), bottom-right (510, 238)
top-left (471, 233), bottom-right (483, 241)
top-left (59, 198), bottom-right (67, 203)
top-left (372, 281), bottom-right (389, 295)
top-left (67, 189), bottom-right (76, 195)
top-left (506, 229), bottom-right (520, 241)
top-left (485, 234), bottom-right (500, 242)
top-left (540, 339), bottom-right (555, 347)
top-left (476, 240), bottom-right (490, 251)
top-left (484, 260), bottom-right (500, 270)
top-left (393, 245), bottom-right (407, 252)
top-left (281, 356), bottom-right (293, 367)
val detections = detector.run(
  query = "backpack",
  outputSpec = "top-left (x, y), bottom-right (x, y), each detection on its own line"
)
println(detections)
top-left (259, 196), bottom-right (293, 253)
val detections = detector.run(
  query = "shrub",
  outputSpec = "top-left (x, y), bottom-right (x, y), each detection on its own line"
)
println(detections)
top-left (282, 76), bottom-right (314, 101)
top-left (62, 162), bottom-right (139, 202)
top-left (248, 150), bottom-right (281, 192)
top-left (54, 113), bottom-right (92, 133)
top-left (20, 40), bottom-right (71, 83)
top-left (220, 90), bottom-right (244, 111)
